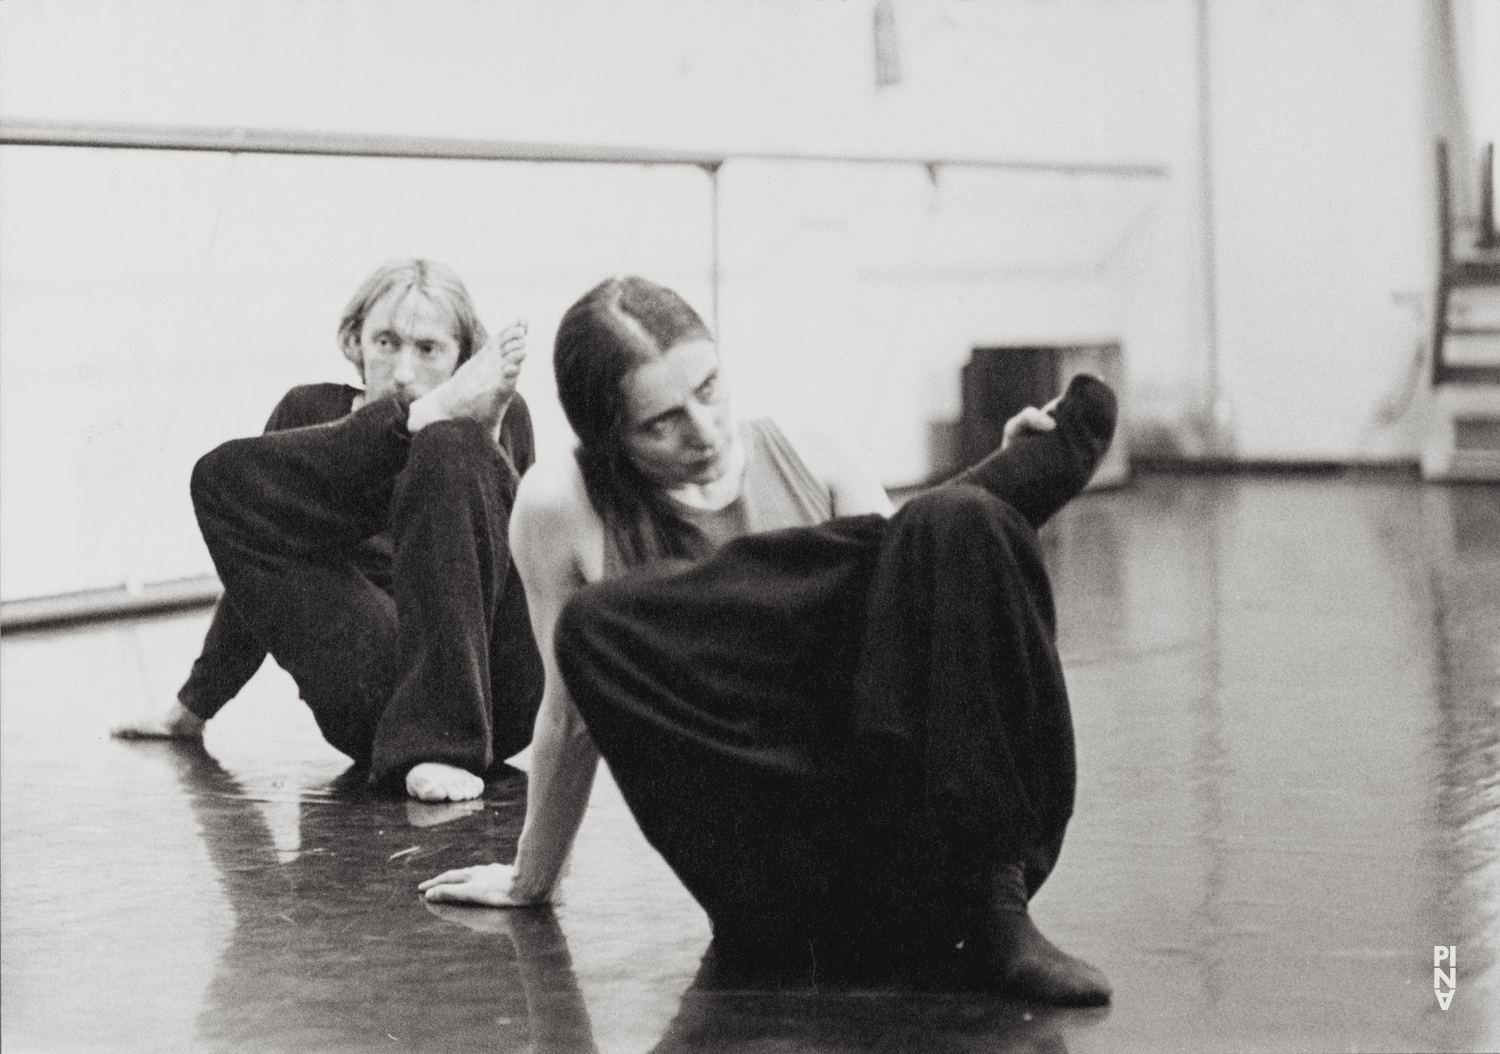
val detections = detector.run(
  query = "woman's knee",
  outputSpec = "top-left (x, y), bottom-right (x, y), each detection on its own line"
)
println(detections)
top-left (900, 485), bottom-right (1029, 538)
top-left (893, 486), bottom-right (1045, 582)
top-left (555, 584), bottom-right (617, 665)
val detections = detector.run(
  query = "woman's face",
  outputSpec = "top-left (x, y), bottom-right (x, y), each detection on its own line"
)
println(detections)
top-left (619, 339), bottom-right (736, 489)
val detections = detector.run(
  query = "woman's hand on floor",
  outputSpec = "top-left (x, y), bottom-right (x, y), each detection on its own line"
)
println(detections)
top-left (419, 863), bottom-right (544, 907)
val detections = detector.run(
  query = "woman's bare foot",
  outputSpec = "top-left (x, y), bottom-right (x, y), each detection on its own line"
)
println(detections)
top-left (406, 761), bottom-right (485, 802)
top-left (112, 701), bottom-right (205, 740)
top-left (407, 320), bottom-right (527, 437)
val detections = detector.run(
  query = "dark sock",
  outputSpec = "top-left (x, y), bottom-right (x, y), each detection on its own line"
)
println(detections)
top-left (948, 374), bottom-right (1118, 530)
top-left (966, 862), bottom-right (1112, 1007)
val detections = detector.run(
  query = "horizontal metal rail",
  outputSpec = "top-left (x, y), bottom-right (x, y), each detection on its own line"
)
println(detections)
top-left (0, 117), bottom-right (1168, 627)
top-left (1, 576), bottom-right (222, 635)
top-left (0, 118), bottom-right (1170, 179)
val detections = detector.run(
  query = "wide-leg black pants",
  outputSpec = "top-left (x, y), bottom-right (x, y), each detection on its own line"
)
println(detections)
top-left (190, 396), bottom-right (544, 789)
top-left (556, 485), bottom-right (1073, 970)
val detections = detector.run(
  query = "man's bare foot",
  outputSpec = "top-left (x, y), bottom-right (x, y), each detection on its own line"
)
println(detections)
top-left (407, 320), bottom-right (527, 437)
top-left (406, 762), bottom-right (485, 802)
top-left (112, 701), bottom-right (205, 740)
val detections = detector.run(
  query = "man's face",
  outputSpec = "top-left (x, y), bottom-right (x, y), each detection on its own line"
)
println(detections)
top-left (359, 290), bottom-right (462, 403)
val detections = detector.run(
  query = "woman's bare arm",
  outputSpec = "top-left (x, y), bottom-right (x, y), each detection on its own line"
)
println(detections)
top-left (783, 399), bottom-right (1060, 522)
top-left (422, 460), bottom-right (604, 906)
top-left (777, 421), bottom-right (894, 518)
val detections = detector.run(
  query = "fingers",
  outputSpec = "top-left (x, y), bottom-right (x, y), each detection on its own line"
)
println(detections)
top-left (1020, 406), bottom-right (1058, 431)
top-left (418, 867), bottom-right (477, 891)
top-left (1002, 406), bottom-right (1057, 449)
top-left (422, 883), bottom-right (512, 906)
top-left (420, 878), bottom-right (523, 907)
top-left (417, 862), bottom-right (527, 907)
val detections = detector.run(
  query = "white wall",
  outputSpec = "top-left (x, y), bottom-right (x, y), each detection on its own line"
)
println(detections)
top-left (1, 0), bottom-right (1477, 599)
top-left (0, 150), bottom-right (714, 598)
top-left (1, 0), bottom-right (1199, 600)
top-left (1206, 0), bottom-right (1438, 461)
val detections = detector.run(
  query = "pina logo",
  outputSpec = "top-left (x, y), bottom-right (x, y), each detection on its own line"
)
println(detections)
top-left (1434, 946), bottom-right (1457, 1010)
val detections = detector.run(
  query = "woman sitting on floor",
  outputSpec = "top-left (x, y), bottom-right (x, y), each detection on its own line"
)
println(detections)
top-left (420, 276), bottom-right (1115, 1005)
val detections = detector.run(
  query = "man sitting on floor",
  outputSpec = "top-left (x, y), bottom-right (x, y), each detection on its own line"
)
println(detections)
top-left (115, 259), bottom-right (544, 803)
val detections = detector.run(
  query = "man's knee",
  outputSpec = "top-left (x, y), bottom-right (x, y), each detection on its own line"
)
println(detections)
top-left (190, 439), bottom-right (251, 523)
top-left (403, 419), bottom-right (513, 497)
top-left (409, 417), bottom-right (491, 459)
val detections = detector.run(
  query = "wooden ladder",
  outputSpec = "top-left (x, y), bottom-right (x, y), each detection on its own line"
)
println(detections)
top-left (1423, 141), bottom-right (1500, 480)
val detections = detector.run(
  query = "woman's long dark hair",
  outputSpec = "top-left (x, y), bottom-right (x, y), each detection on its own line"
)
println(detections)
top-left (554, 276), bottom-right (716, 568)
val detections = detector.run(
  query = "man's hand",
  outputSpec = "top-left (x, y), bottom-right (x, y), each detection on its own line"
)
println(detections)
top-left (407, 319), bottom-right (527, 437)
top-left (406, 762), bottom-right (485, 802)
top-left (419, 862), bottom-right (546, 907)
top-left (1001, 395), bottom-right (1062, 451)
top-left (112, 701), bottom-right (206, 740)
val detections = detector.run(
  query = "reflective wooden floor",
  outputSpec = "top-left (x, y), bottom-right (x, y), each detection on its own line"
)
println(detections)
top-left (3, 474), bottom-right (1498, 1053)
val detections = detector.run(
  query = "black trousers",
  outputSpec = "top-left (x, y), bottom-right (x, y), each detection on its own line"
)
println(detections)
top-left (190, 396), bottom-right (544, 789)
top-left (557, 485), bottom-right (1073, 969)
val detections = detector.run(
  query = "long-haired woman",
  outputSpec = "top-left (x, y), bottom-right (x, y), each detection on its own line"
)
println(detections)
top-left (422, 276), bottom-right (1115, 1004)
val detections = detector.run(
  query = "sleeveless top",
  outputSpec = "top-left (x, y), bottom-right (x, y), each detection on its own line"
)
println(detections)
top-left (602, 418), bottom-right (833, 580)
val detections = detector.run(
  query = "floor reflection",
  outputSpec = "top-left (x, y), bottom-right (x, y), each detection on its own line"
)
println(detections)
top-left (3, 474), bottom-right (1497, 1052)
top-left (170, 744), bottom-right (537, 1053)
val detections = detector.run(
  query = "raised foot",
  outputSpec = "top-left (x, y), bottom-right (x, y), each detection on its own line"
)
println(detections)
top-left (407, 319), bottom-right (527, 435)
top-left (406, 762), bottom-right (485, 802)
top-left (951, 373), bottom-right (1119, 531)
top-left (970, 912), bottom-right (1112, 1007)
top-left (112, 702), bottom-right (205, 741)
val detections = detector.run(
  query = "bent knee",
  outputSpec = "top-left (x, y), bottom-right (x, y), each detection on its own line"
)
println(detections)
top-left (406, 419), bottom-right (510, 484)
top-left (894, 486), bottom-right (1044, 578)
top-left (556, 584), bottom-right (614, 661)
top-left (409, 417), bottom-right (492, 460)
top-left (190, 439), bottom-right (251, 516)
top-left (901, 484), bottom-right (1029, 535)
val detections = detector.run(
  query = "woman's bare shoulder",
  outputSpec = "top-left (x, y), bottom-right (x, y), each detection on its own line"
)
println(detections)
top-left (513, 454), bottom-right (605, 581)
top-left (762, 417), bottom-right (893, 517)
top-left (516, 456), bottom-right (594, 531)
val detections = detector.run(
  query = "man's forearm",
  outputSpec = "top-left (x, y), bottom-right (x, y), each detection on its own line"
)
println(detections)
top-left (178, 597), bottom-right (267, 720)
